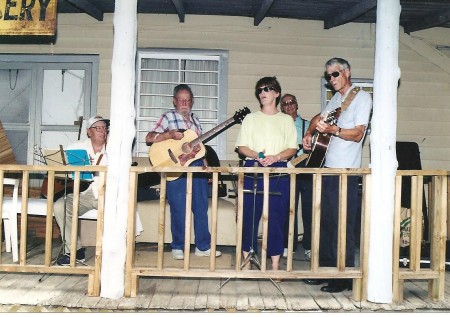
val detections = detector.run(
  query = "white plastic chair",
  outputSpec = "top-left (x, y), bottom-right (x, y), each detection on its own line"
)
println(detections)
top-left (2, 178), bottom-right (143, 263)
top-left (1, 178), bottom-right (20, 262)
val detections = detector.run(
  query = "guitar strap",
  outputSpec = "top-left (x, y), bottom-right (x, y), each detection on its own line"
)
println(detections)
top-left (340, 86), bottom-right (361, 112)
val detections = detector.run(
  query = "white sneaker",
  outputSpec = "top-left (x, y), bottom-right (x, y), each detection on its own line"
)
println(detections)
top-left (305, 249), bottom-right (311, 260)
top-left (172, 249), bottom-right (184, 260)
top-left (282, 248), bottom-right (296, 258)
top-left (195, 247), bottom-right (222, 257)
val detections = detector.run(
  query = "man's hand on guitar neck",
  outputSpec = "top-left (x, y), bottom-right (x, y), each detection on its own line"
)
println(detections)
top-left (316, 117), bottom-right (339, 135)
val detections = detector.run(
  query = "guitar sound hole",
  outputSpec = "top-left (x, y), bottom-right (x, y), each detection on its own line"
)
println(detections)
top-left (168, 149), bottom-right (178, 163)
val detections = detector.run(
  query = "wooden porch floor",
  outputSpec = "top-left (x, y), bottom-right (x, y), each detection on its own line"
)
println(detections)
top-left (1, 240), bottom-right (450, 312)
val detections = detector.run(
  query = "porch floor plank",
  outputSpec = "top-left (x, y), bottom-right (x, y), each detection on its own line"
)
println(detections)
top-left (47, 275), bottom-right (87, 308)
top-left (304, 282), bottom-right (342, 310)
top-left (147, 277), bottom-right (178, 310)
top-left (218, 277), bottom-right (237, 311)
top-left (202, 278), bottom-right (221, 310)
top-left (168, 277), bottom-right (200, 310)
top-left (1, 240), bottom-right (450, 312)
top-left (279, 280), bottom-right (320, 311)
top-left (134, 277), bottom-right (158, 309)
top-left (245, 279), bottom-right (265, 311)
top-left (259, 279), bottom-right (287, 310)
top-left (332, 290), bottom-right (359, 311)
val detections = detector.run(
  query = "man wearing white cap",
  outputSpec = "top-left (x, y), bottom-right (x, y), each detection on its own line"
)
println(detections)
top-left (54, 115), bottom-right (109, 265)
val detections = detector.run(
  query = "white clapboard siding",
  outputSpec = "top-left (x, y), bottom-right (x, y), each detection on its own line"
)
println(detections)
top-left (1, 14), bottom-right (448, 169)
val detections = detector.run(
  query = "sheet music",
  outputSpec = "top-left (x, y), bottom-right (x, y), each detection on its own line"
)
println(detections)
top-left (65, 149), bottom-right (93, 181)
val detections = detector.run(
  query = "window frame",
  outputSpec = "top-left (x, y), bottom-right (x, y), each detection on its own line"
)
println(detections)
top-left (0, 54), bottom-right (99, 164)
top-left (134, 48), bottom-right (229, 159)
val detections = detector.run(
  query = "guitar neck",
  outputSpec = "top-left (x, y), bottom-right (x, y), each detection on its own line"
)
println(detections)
top-left (189, 117), bottom-right (236, 147)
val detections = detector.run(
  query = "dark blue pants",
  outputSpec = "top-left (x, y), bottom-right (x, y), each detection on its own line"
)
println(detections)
top-left (284, 161), bottom-right (313, 251)
top-left (319, 175), bottom-right (359, 267)
top-left (242, 160), bottom-right (289, 257)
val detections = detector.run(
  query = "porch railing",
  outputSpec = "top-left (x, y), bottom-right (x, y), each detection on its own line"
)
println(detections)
top-left (0, 164), bottom-right (106, 296)
top-left (392, 170), bottom-right (448, 302)
top-left (0, 164), bottom-right (447, 302)
top-left (125, 166), bottom-right (372, 300)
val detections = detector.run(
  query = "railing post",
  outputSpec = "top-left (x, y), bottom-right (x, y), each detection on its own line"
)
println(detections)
top-left (125, 170), bottom-right (138, 297)
top-left (429, 175), bottom-right (447, 301)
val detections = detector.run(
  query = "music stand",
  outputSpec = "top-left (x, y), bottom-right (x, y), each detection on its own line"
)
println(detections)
top-left (37, 147), bottom-right (86, 282)
top-left (218, 162), bottom-right (284, 295)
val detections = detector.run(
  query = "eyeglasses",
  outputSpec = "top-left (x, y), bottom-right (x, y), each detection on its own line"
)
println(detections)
top-left (325, 67), bottom-right (347, 81)
top-left (256, 86), bottom-right (275, 94)
top-left (90, 126), bottom-right (108, 132)
top-left (175, 98), bottom-right (192, 104)
top-left (281, 99), bottom-right (297, 107)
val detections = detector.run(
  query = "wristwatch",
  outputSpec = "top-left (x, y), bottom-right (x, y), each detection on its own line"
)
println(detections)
top-left (334, 127), bottom-right (341, 137)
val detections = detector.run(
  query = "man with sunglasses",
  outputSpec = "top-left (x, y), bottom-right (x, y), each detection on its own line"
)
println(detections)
top-left (54, 115), bottom-right (110, 265)
top-left (280, 94), bottom-right (312, 261)
top-left (302, 58), bottom-right (372, 292)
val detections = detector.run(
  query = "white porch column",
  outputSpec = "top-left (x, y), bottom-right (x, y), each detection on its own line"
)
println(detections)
top-left (367, 0), bottom-right (401, 303)
top-left (100, 0), bottom-right (137, 299)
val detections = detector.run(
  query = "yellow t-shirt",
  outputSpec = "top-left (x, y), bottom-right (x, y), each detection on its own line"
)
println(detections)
top-left (235, 110), bottom-right (298, 156)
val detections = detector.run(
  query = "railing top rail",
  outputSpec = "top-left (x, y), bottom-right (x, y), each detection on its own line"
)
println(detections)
top-left (395, 170), bottom-right (448, 176)
top-left (0, 164), bottom-right (446, 176)
top-left (0, 164), bottom-right (107, 172)
top-left (130, 166), bottom-right (373, 175)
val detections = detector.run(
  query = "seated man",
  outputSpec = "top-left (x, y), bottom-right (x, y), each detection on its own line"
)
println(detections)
top-left (53, 115), bottom-right (109, 266)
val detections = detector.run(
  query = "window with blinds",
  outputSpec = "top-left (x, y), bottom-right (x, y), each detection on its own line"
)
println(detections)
top-left (134, 49), bottom-right (228, 159)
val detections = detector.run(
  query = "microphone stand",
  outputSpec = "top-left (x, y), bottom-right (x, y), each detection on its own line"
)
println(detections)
top-left (218, 162), bottom-right (284, 295)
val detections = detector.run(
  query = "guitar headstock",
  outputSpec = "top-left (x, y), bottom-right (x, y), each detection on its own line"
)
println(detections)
top-left (324, 107), bottom-right (341, 126)
top-left (233, 107), bottom-right (251, 124)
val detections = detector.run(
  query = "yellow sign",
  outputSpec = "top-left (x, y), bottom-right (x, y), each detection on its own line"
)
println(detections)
top-left (0, 0), bottom-right (57, 36)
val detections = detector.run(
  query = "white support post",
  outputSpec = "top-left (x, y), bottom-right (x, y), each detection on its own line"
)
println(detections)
top-left (100, 0), bottom-right (137, 299)
top-left (367, 0), bottom-right (401, 303)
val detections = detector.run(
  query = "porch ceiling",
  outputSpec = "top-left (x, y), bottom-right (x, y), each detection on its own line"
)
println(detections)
top-left (59, 0), bottom-right (450, 34)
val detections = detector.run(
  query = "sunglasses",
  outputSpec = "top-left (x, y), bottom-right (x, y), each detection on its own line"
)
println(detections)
top-left (325, 67), bottom-right (347, 81)
top-left (256, 86), bottom-right (275, 94)
top-left (281, 99), bottom-right (297, 106)
top-left (90, 126), bottom-right (109, 132)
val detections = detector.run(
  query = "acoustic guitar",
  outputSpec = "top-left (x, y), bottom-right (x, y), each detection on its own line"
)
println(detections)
top-left (305, 107), bottom-right (341, 168)
top-left (41, 176), bottom-right (91, 202)
top-left (148, 107), bottom-right (251, 181)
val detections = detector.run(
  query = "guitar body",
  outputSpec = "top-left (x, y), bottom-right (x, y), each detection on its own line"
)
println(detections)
top-left (41, 176), bottom-right (91, 202)
top-left (149, 129), bottom-right (206, 181)
top-left (305, 107), bottom-right (341, 168)
top-left (148, 107), bottom-right (251, 181)
top-left (149, 129), bottom-right (206, 168)
top-left (305, 133), bottom-right (331, 167)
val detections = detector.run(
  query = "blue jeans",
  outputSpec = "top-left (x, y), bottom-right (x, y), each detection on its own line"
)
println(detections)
top-left (166, 159), bottom-right (211, 251)
top-left (242, 160), bottom-right (289, 257)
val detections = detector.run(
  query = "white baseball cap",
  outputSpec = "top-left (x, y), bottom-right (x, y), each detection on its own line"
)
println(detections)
top-left (87, 115), bottom-right (110, 129)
